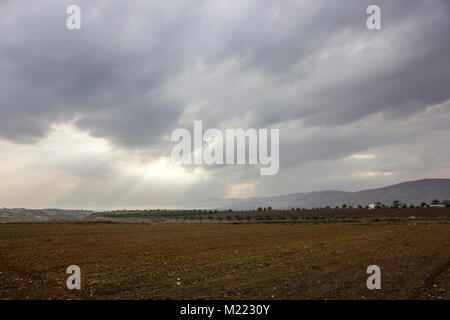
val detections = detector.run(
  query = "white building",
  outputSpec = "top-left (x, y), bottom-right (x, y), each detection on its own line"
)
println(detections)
top-left (368, 203), bottom-right (376, 210)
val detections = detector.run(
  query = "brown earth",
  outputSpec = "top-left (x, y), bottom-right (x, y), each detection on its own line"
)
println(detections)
top-left (0, 221), bottom-right (448, 300)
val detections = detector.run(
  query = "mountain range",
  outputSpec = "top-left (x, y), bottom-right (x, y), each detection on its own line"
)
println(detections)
top-left (181, 178), bottom-right (450, 210)
top-left (1, 179), bottom-right (449, 222)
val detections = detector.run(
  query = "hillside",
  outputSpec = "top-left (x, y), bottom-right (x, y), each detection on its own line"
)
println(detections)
top-left (182, 179), bottom-right (450, 210)
top-left (0, 208), bottom-right (93, 223)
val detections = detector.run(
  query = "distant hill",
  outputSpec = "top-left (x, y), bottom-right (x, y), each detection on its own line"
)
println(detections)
top-left (3, 179), bottom-right (449, 217)
top-left (182, 179), bottom-right (450, 210)
top-left (0, 208), bottom-right (93, 223)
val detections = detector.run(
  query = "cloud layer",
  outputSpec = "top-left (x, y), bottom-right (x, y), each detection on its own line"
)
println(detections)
top-left (1, 0), bottom-right (449, 208)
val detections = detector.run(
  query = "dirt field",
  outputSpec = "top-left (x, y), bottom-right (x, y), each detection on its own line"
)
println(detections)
top-left (0, 221), bottom-right (449, 300)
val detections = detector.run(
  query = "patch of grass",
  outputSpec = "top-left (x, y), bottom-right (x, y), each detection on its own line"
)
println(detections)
top-left (311, 264), bottom-right (319, 270)
top-left (148, 272), bottom-right (160, 279)
top-left (265, 253), bottom-right (277, 260)
top-left (236, 259), bottom-right (250, 266)
top-left (90, 280), bottom-right (100, 285)
top-left (257, 263), bottom-right (269, 268)
top-left (264, 250), bottom-right (287, 261)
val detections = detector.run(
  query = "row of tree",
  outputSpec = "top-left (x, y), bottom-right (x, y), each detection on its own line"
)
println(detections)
top-left (253, 199), bottom-right (449, 212)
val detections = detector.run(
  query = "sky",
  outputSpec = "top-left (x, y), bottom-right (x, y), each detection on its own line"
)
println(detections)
top-left (1, 0), bottom-right (449, 209)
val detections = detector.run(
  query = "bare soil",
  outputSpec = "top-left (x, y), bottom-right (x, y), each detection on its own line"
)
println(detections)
top-left (0, 221), bottom-right (448, 300)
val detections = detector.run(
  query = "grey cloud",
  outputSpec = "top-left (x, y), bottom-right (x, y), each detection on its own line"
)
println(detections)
top-left (2, 0), bottom-right (449, 146)
top-left (1, 0), bottom-right (205, 147)
top-left (0, 0), bottom-right (449, 207)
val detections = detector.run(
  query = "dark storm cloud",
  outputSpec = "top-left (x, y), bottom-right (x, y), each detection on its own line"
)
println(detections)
top-left (0, 0), bottom-right (449, 204)
top-left (233, 0), bottom-right (450, 128)
top-left (0, 0), bottom-right (206, 147)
